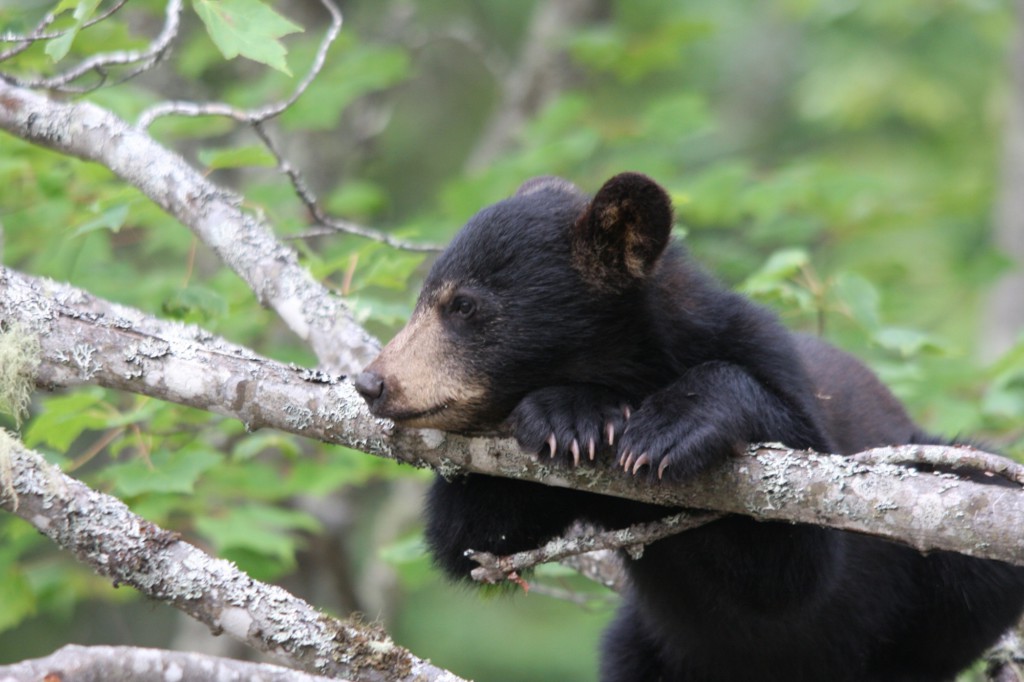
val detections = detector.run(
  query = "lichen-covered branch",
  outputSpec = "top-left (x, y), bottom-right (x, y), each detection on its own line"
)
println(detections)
top-left (0, 79), bottom-right (377, 374)
top-left (4, 265), bottom-right (1024, 568)
top-left (467, 511), bottom-right (722, 584)
top-left (986, 630), bottom-right (1024, 682)
top-left (0, 645), bottom-right (340, 682)
top-left (0, 430), bottom-right (465, 682)
top-left (854, 445), bottom-right (1024, 486)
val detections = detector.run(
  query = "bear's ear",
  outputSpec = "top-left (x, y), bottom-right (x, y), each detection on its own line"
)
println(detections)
top-left (572, 172), bottom-right (673, 288)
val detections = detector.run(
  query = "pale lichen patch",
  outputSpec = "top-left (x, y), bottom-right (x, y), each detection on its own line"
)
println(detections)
top-left (418, 428), bottom-right (445, 450)
top-left (0, 324), bottom-right (41, 425)
top-left (220, 606), bottom-right (255, 640)
top-left (0, 429), bottom-right (17, 509)
top-left (284, 404), bottom-right (314, 430)
top-left (163, 364), bottom-right (205, 401)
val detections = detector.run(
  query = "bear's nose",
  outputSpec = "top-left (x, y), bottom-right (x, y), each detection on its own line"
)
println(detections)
top-left (353, 371), bottom-right (385, 403)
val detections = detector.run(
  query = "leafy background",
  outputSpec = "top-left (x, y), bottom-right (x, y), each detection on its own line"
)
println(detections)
top-left (1, 0), bottom-right (1022, 680)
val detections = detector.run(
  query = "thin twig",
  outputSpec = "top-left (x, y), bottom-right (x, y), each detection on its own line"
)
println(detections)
top-left (0, 10), bottom-right (58, 61)
top-left (1, 0), bottom-right (182, 92)
top-left (137, 0), bottom-right (342, 128)
top-left (134, 0), bottom-right (437, 252)
top-left (559, 548), bottom-right (628, 593)
top-left (252, 122), bottom-right (441, 253)
top-left (467, 510), bottom-right (723, 585)
top-left (68, 426), bottom-right (125, 471)
top-left (0, 0), bottom-right (129, 45)
top-left (852, 444), bottom-right (1024, 487)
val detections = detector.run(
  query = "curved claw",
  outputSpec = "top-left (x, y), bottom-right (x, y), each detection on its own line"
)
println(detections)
top-left (622, 451), bottom-right (636, 472)
top-left (587, 437), bottom-right (596, 461)
top-left (570, 439), bottom-right (581, 467)
top-left (546, 433), bottom-right (557, 458)
top-left (631, 453), bottom-right (650, 475)
top-left (622, 404), bottom-right (632, 420)
top-left (657, 458), bottom-right (671, 480)
top-left (606, 422), bottom-right (616, 446)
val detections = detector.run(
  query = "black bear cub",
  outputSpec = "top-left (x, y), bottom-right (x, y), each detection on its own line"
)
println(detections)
top-left (354, 173), bottom-right (1024, 682)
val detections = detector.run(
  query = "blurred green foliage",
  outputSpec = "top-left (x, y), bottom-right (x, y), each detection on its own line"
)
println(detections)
top-left (1, 0), bottom-right (1022, 680)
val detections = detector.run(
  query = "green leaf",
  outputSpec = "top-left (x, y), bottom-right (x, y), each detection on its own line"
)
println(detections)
top-left (569, 19), bottom-right (710, 83)
top-left (378, 533), bottom-right (433, 588)
top-left (106, 448), bottom-right (222, 497)
top-left (872, 327), bottom-right (946, 358)
top-left (982, 383), bottom-right (1024, 422)
top-left (44, 0), bottom-right (101, 62)
top-left (191, 0), bottom-right (303, 75)
top-left (219, 547), bottom-right (292, 581)
top-left (23, 390), bottom-right (108, 451)
top-left (740, 249), bottom-right (810, 294)
top-left (45, 30), bottom-right (78, 63)
top-left (198, 145), bottom-right (277, 170)
top-left (989, 337), bottom-right (1024, 379)
top-left (325, 180), bottom-right (388, 219)
top-left (289, 446), bottom-right (406, 495)
top-left (282, 43), bottom-right (410, 130)
top-left (379, 533), bottom-right (427, 566)
top-left (161, 286), bottom-right (229, 324)
top-left (832, 273), bottom-right (881, 329)
top-left (358, 250), bottom-right (428, 291)
top-left (73, 204), bottom-right (129, 237)
top-left (195, 504), bottom-right (319, 561)
top-left (0, 564), bottom-right (36, 632)
top-left (231, 432), bottom-right (301, 461)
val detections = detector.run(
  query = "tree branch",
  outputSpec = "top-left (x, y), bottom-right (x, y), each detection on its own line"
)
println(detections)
top-left (0, 0), bottom-right (183, 92)
top-left (3, 6), bottom-right (1017, 681)
top-left (4, 265), bottom-right (1024, 568)
top-left (137, 0), bottom-right (338, 129)
top-left (0, 79), bottom-right (377, 375)
top-left (0, 1), bottom-right (129, 60)
top-left (0, 430), bottom-right (465, 682)
top-left (0, 645), bottom-right (339, 682)
top-left (467, 511), bottom-right (722, 585)
top-left (134, 0), bottom-right (440, 254)
top-left (987, 630), bottom-right (1024, 682)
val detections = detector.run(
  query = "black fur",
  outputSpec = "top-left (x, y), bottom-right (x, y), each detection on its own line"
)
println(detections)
top-left (369, 173), bottom-right (1024, 681)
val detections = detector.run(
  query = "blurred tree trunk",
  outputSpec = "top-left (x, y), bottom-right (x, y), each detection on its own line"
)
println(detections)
top-left (983, 0), bottom-right (1024, 361)
top-left (464, 0), bottom-right (606, 172)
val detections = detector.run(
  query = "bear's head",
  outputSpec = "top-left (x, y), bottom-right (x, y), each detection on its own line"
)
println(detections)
top-left (353, 172), bottom-right (674, 432)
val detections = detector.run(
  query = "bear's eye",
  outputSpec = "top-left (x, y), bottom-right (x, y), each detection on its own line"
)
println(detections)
top-left (450, 296), bottom-right (477, 318)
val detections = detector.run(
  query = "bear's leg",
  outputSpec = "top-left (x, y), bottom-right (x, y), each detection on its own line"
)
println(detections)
top-left (423, 473), bottom-right (588, 580)
top-left (600, 598), bottom-right (676, 682)
top-left (617, 360), bottom-right (831, 481)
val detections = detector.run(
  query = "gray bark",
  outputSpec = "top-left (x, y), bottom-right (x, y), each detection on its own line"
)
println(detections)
top-left (0, 80), bottom-right (377, 375)
top-left (4, 265), bottom-right (1024, 567)
top-left (0, 431), bottom-right (465, 682)
top-left (0, 645), bottom-right (341, 682)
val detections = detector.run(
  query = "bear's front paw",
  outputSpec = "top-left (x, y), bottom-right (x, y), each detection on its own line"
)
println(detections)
top-left (508, 386), bottom-right (630, 466)
top-left (617, 393), bottom-right (744, 481)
